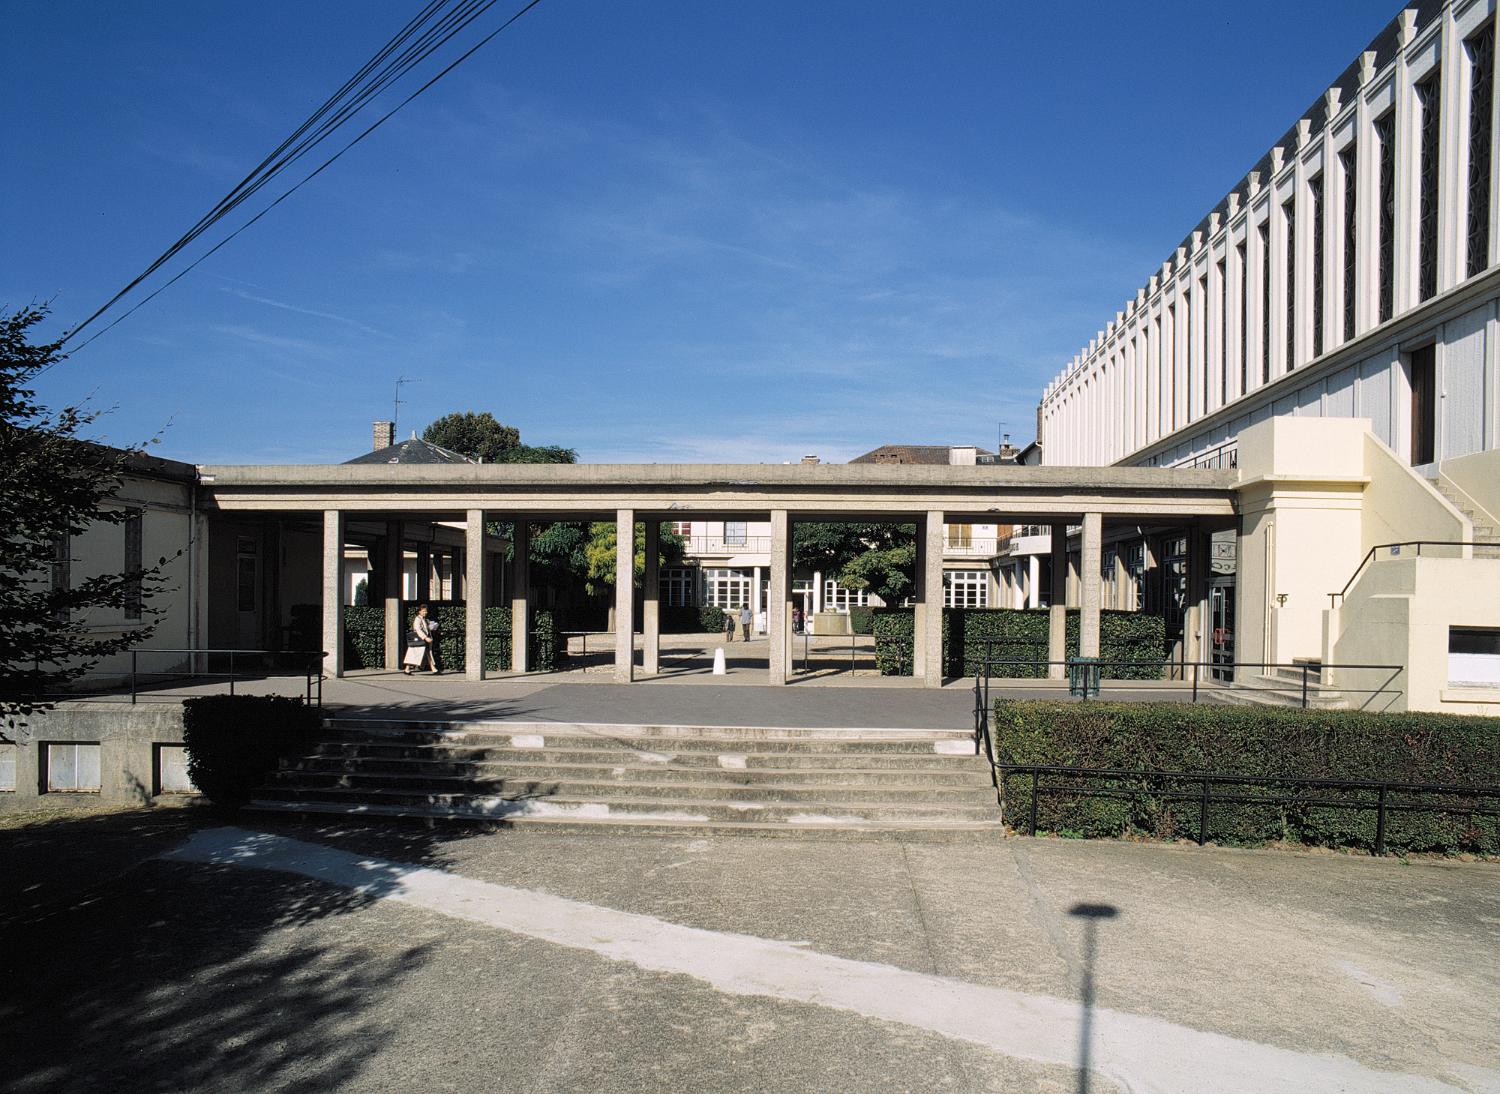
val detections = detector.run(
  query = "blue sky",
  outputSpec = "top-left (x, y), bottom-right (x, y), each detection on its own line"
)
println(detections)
top-left (3, 1), bottom-right (1395, 464)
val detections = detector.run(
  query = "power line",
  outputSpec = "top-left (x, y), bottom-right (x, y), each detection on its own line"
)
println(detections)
top-left (64, 0), bottom-right (546, 349)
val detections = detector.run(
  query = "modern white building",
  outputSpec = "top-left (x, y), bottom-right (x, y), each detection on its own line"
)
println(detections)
top-left (1035, 0), bottom-right (1500, 710)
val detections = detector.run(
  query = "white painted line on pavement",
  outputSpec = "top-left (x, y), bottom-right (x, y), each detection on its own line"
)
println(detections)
top-left (165, 828), bottom-right (1484, 1094)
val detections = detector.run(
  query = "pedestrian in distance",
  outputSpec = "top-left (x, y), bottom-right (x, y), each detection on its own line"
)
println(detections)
top-left (404, 603), bottom-right (440, 675)
top-left (724, 608), bottom-right (735, 643)
top-left (740, 604), bottom-right (752, 641)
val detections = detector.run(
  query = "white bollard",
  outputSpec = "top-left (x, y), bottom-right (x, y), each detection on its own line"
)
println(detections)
top-left (713, 647), bottom-right (727, 675)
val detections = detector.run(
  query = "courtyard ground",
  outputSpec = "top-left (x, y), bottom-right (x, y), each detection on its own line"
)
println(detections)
top-left (2, 804), bottom-right (1495, 1093)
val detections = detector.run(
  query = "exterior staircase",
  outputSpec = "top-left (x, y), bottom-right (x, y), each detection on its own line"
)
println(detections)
top-left (1432, 479), bottom-right (1500, 550)
top-left (249, 719), bottom-right (1003, 841)
top-left (1219, 659), bottom-right (1350, 709)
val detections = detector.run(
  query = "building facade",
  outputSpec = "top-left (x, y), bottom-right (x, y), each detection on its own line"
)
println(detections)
top-left (1034, 0), bottom-right (1500, 711)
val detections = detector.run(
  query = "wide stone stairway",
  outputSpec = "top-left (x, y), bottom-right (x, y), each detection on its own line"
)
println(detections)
top-left (250, 718), bottom-right (1003, 840)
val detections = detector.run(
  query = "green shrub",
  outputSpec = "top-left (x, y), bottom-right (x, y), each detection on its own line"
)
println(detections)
top-left (661, 605), bottom-right (726, 634)
top-left (183, 695), bottom-right (320, 810)
top-left (992, 700), bottom-right (1500, 854)
top-left (848, 606), bottom-right (875, 635)
top-left (342, 605), bottom-right (385, 668)
top-left (947, 608), bottom-right (1165, 679)
top-left (403, 603), bottom-right (557, 672)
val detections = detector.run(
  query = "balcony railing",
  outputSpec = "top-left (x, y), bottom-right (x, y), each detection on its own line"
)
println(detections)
top-left (942, 538), bottom-right (1001, 556)
top-left (678, 536), bottom-right (773, 556)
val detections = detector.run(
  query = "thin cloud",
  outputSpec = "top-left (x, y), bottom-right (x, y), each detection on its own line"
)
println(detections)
top-left (217, 285), bottom-right (394, 339)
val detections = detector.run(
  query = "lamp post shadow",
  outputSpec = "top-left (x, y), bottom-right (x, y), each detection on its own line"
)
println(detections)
top-left (1068, 901), bottom-right (1120, 1094)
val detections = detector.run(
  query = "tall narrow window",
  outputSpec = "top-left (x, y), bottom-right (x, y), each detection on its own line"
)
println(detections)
top-left (1283, 196), bottom-right (1296, 370)
top-left (1310, 174), bottom-right (1325, 358)
top-left (1417, 70), bottom-right (1442, 302)
top-left (1198, 274), bottom-right (1209, 414)
top-left (1259, 222), bottom-right (1271, 384)
top-left (1237, 240), bottom-right (1248, 394)
top-left (124, 509), bottom-right (143, 622)
top-left (1217, 259), bottom-right (1228, 405)
top-left (1468, 25), bottom-right (1495, 278)
top-left (1184, 291), bottom-right (1194, 421)
top-left (1341, 144), bottom-right (1358, 339)
top-left (1165, 304), bottom-right (1176, 431)
top-left (50, 536), bottom-right (71, 624)
top-left (1375, 111), bottom-right (1395, 322)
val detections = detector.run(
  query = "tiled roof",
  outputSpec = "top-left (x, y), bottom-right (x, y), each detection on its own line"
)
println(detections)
top-left (344, 438), bottom-right (475, 465)
top-left (849, 444), bottom-right (993, 465)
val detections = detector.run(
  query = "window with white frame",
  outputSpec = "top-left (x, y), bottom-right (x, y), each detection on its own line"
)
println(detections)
top-left (722, 522), bottom-right (746, 546)
top-left (0, 744), bottom-right (15, 791)
top-left (46, 743), bottom-right (101, 792)
top-left (670, 521), bottom-right (692, 537)
top-left (822, 579), bottom-right (869, 612)
top-left (704, 568), bottom-right (751, 608)
top-left (659, 567), bottom-right (695, 607)
top-left (155, 745), bottom-right (196, 794)
top-left (944, 570), bottom-right (989, 608)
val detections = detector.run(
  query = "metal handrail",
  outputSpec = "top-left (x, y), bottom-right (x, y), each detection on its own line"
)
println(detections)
top-left (101, 648), bottom-right (327, 706)
top-left (966, 652), bottom-right (1403, 709)
top-left (996, 762), bottom-right (1499, 856)
top-left (1329, 540), bottom-right (1494, 606)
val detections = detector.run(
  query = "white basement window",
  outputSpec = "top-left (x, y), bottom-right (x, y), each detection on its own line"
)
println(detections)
top-left (156, 745), bottom-right (197, 794)
top-left (0, 744), bottom-right (15, 791)
top-left (1449, 627), bottom-right (1500, 686)
top-left (46, 742), bottom-right (102, 792)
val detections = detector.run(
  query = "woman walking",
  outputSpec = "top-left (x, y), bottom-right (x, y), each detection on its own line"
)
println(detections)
top-left (404, 603), bottom-right (440, 675)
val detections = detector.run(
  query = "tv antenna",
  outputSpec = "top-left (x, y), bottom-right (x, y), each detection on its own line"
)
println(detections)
top-left (394, 376), bottom-right (419, 437)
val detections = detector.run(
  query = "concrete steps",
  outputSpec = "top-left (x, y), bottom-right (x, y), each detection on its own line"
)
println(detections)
top-left (250, 719), bottom-right (1003, 841)
top-left (1433, 480), bottom-right (1500, 544)
top-left (1220, 670), bottom-right (1349, 710)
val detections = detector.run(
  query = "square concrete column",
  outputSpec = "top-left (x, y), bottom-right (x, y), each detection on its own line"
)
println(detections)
top-left (1079, 512), bottom-right (1103, 659)
top-left (1184, 526), bottom-right (1210, 668)
top-left (382, 520), bottom-right (403, 668)
top-left (1048, 523), bottom-right (1068, 679)
top-left (614, 509), bottom-right (635, 683)
top-left (643, 520), bottom-right (660, 675)
top-left (321, 510), bottom-right (345, 678)
top-left (911, 515), bottom-right (927, 679)
top-left (511, 521), bottom-right (530, 673)
top-left (923, 510), bottom-right (945, 687)
top-left (768, 510), bottom-right (790, 684)
top-left (465, 509), bottom-right (486, 681)
top-left (1027, 554), bottom-right (1041, 609)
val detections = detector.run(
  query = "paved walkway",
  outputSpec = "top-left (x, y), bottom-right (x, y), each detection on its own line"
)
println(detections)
top-left (2, 808), bottom-right (1495, 1093)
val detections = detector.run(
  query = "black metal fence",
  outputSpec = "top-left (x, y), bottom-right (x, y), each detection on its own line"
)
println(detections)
top-left (968, 655), bottom-right (1403, 710)
top-left (993, 763), bottom-right (1500, 856)
top-left (44, 648), bottom-right (326, 706)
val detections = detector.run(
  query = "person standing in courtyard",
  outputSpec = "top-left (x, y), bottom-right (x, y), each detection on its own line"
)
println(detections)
top-left (740, 604), bottom-right (752, 641)
top-left (724, 608), bottom-right (735, 643)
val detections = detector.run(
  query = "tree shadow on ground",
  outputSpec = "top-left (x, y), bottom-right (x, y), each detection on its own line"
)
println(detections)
top-left (0, 803), bottom-right (493, 1093)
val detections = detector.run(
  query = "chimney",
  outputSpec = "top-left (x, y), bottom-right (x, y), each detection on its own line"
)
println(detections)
top-left (800, 454), bottom-right (820, 465)
top-left (372, 421), bottom-right (395, 451)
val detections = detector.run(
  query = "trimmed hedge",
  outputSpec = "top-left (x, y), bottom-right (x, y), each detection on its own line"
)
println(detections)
top-left (402, 603), bottom-right (557, 672)
top-left (992, 700), bottom-right (1500, 855)
top-left (950, 608), bottom-right (1165, 679)
top-left (872, 608), bottom-right (1165, 679)
top-left (183, 695), bottom-right (320, 810)
top-left (662, 605), bottom-right (727, 634)
top-left (343, 605), bottom-right (385, 668)
top-left (848, 606), bottom-right (875, 635)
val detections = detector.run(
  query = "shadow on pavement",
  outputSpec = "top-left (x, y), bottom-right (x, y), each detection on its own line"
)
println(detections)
top-left (0, 804), bottom-right (491, 1093)
top-left (1068, 901), bottom-right (1120, 1094)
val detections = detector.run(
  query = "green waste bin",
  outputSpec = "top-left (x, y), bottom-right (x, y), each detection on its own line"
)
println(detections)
top-left (1067, 656), bottom-right (1101, 699)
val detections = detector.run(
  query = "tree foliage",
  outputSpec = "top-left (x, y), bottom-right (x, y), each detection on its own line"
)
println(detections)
top-left (422, 411), bottom-right (577, 465)
top-left (792, 522), bottom-right (916, 604)
top-left (582, 522), bottom-right (686, 596)
top-left (1, 306), bottom-right (169, 734)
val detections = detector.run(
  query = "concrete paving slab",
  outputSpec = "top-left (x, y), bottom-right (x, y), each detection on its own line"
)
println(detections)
top-left (3, 811), bottom-right (1494, 1093)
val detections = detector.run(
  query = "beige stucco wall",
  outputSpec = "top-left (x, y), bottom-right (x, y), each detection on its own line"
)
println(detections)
top-left (1439, 448), bottom-right (1500, 528)
top-left (1331, 557), bottom-right (1500, 715)
top-left (1359, 433), bottom-right (1469, 553)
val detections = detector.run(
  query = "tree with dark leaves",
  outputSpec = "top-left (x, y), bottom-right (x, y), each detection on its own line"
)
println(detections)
top-left (1, 306), bottom-right (169, 736)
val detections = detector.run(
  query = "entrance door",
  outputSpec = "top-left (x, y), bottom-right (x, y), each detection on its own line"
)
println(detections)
top-left (1209, 579), bottom-right (1235, 682)
top-left (1409, 345), bottom-right (1436, 467)
top-left (235, 535), bottom-right (260, 648)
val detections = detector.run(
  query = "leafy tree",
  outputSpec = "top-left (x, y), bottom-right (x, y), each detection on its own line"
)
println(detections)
top-left (582, 521), bottom-right (686, 596)
top-left (793, 521), bottom-right (917, 604)
top-left (489, 443), bottom-right (577, 464)
top-left (1, 306), bottom-right (169, 735)
top-left (422, 411), bottom-right (520, 462)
